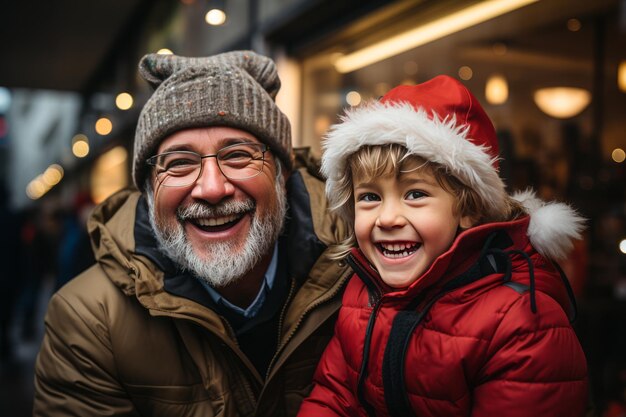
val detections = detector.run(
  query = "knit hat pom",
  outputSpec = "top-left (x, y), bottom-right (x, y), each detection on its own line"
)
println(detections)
top-left (138, 52), bottom-right (281, 98)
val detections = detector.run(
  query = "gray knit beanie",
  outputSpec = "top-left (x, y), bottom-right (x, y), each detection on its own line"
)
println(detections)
top-left (133, 50), bottom-right (293, 190)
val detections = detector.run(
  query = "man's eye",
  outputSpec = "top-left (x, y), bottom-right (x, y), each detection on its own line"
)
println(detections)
top-left (220, 150), bottom-right (253, 161)
top-left (406, 190), bottom-right (426, 200)
top-left (164, 158), bottom-right (197, 170)
top-left (357, 193), bottom-right (380, 202)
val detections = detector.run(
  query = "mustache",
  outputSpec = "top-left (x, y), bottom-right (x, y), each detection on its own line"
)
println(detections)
top-left (177, 199), bottom-right (255, 220)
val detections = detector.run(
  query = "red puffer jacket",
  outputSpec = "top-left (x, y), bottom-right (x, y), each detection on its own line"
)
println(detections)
top-left (298, 196), bottom-right (588, 417)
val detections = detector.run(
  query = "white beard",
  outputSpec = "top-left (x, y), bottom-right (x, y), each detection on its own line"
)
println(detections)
top-left (146, 175), bottom-right (288, 288)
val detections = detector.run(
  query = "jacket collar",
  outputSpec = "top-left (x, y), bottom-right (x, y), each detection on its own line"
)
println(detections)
top-left (89, 169), bottom-right (328, 312)
top-left (348, 213), bottom-right (576, 320)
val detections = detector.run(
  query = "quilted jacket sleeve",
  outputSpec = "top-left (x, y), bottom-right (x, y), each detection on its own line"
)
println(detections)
top-left (471, 291), bottom-right (588, 417)
top-left (297, 332), bottom-right (361, 417)
top-left (33, 291), bottom-right (137, 417)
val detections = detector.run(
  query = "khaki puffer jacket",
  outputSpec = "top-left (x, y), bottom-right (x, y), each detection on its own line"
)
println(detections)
top-left (33, 166), bottom-right (351, 417)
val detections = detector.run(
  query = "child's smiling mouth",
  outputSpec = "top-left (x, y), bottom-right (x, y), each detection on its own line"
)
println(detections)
top-left (376, 242), bottom-right (421, 259)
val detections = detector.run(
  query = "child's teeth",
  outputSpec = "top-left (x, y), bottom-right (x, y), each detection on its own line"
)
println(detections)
top-left (379, 243), bottom-right (418, 258)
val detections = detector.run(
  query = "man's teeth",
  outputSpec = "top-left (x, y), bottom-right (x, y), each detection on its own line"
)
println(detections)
top-left (379, 242), bottom-right (419, 258)
top-left (195, 214), bottom-right (240, 226)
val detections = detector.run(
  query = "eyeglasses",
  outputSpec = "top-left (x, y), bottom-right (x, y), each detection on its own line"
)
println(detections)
top-left (146, 142), bottom-right (269, 187)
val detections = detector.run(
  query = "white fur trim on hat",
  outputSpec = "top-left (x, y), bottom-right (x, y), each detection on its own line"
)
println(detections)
top-left (321, 101), bottom-right (509, 217)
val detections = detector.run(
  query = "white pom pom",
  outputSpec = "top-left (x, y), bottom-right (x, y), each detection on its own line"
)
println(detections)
top-left (513, 190), bottom-right (586, 260)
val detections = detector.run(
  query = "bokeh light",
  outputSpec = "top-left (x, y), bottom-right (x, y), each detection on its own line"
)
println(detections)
top-left (42, 164), bottom-right (64, 186)
top-left (612, 148), bottom-right (625, 163)
top-left (458, 66), bottom-right (473, 80)
top-left (95, 117), bottom-right (113, 135)
top-left (72, 138), bottom-right (90, 158)
top-left (115, 92), bottom-right (133, 110)
top-left (346, 91), bottom-right (362, 106)
top-left (205, 9), bottom-right (226, 25)
top-left (567, 18), bottom-right (582, 32)
top-left (485, 74), bottom-right (508, 105)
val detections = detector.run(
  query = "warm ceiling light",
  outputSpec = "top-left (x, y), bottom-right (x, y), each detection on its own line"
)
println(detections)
top-left (620, 238), bottom-right (626, 254)
top-left (26, 177), bottom-right (47, 200)
top-left (346, 91), bottom-right (362, 106)
top-left (157, 48), bottom-right (173, 55)
top-left (533, 87), bottom-right (591, 119)
top-left (115, 92), bottom-right (133, 110)
top-left (95, 117), bottom-right (113, 135)
top-left (42, 164), bottom-right (64, 186)
top-left (205, 9), bottom-right (226, 25)
top-left (567, 18), bottom-right (582, 32)
top-left (458, 66), bottom-right (473, 80)
top-left (334, 0), bottom-right (539, 73)
top-left (618, 61), bottom-right (626, 92)
top-left (612, 148), bottom-right (625, 163)
top-left (73, 140), bottom-right (90, 158)
top-left (485, 74), bottom-right (508, 105)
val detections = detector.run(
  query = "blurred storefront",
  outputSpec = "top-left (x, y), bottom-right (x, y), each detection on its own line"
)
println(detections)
top-left (293, 0), bottom-right (626, 285)
top-left (288, 1), bottom-right (626, 412)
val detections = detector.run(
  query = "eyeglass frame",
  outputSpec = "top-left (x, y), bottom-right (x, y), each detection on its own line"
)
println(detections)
top-left (145, 142), bottom-right (270, 187)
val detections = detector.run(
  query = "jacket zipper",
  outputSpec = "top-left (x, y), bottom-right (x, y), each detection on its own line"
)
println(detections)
top-left (355, 296), bottom-right (384, 417)
top-left (346, 253), bottom-right (385, 417)
top-left (266, 277), bottom-right (297, 380)
top-left (264, 266), bottom-right (352, 380)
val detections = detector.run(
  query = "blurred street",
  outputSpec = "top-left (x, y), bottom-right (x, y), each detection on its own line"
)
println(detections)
top-left (1, 277), bottom-right (54, 417)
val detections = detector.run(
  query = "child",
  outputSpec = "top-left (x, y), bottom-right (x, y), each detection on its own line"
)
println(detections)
top-left (297, 75), bottom-right (588, 417)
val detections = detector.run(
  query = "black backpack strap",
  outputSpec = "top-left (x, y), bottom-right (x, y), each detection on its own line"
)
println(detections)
top-left (382, 297), bottom-right (439, 417)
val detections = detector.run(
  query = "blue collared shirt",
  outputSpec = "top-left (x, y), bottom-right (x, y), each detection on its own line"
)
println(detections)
top-left (200, 243), bottom-right (278, 319)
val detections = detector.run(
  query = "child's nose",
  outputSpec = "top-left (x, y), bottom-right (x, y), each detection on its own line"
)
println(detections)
top-left (376, 201), bottom-right (406, 229)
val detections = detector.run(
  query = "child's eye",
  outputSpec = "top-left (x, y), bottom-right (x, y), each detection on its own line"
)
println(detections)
top-left (405, 190), bottom-right (426, 200)
top-left (357, 193), bottom-right (380, 202)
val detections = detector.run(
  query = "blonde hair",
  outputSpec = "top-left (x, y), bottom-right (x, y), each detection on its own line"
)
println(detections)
top-left (328, 144), bottom-right (525, 258)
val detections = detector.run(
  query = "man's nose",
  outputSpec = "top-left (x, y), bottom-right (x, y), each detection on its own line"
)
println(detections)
top-left (189, 157), bottom-right (236, 204)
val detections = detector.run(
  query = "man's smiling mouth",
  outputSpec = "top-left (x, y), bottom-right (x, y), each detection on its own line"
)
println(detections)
top-left (376, 242), bottom-right (421, 259)
top-left (177, 200), bottom-right (255, 233)
top-left (190, 214), bottom-right (244, 232)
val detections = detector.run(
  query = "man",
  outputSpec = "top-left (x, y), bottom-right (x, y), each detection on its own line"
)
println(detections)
top-left (33, 51), bottom-right (350, 417)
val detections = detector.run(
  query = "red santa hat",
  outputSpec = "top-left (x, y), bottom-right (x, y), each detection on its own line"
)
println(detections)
top-left (321, 75), bottom-right (509, 219)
